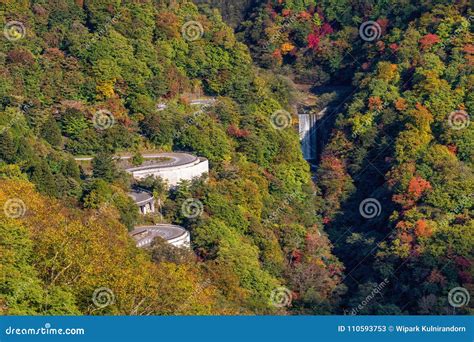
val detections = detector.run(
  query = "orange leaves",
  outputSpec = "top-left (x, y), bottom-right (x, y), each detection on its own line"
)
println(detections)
top-left (368, 96), bottom-right (383, 111)
top-left (281, 42), bottom-right (295, 54)
top-left (394, 98), bottom-right (408, 111)
top-left (392, 176), bottom-right (431, 210)
top-left (463, 44), bottom-right (474, 54)
top-left (227, 124), bottom-right (250, 138)
top-left (298, 11), bottom-right (312, 20)
top-left (414, 220), bottom-right (432, 238)
top-left (463, 44), bottom-right (474, 65)
top-left (408, 176), bottom-right (432, 200)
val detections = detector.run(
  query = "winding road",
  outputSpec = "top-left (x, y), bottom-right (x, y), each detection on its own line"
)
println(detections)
top-left (74, 152), bottom-right (198, 166)
top-left (130, 224), bottom-right (190, 248)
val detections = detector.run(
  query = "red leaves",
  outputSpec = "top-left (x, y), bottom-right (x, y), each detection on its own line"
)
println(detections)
top-left (226, 124), bottom-right (250, 138)
top-left (307, 23), bottom-right (333, 50)
top-left (272, 48), bottom-right (282, 59)
top-left (376, 18), bottom-right (389, 34)
top-left (408, 176), bottom-right (432, 200)
top-left (291, 250), bottom-right (303, 264)
top-left (320, 23), bottom-right (333, 36)
top-left (447, 144), bottom-right (458, 155)
top-left (419, 33), bottom-right (440, 50)
top-left (307, 33), bottom-right (320, 50)
top-left (393, 176), bottom-right (431, 210)
top-left (389, 43), bottom-right (399, 52)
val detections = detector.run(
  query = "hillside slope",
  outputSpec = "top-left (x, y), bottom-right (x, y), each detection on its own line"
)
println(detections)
top-left (0, 0), bottom-right (342, 314)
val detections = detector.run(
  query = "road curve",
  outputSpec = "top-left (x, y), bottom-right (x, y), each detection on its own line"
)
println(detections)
top-left (74, 152), bottom-right (198, 168)
top-left (124, 152), bottom-right (199, 172)
top-left (128, 189), bottom-right (154, 205)
top-left (130, 224), bottom-right (190, 248)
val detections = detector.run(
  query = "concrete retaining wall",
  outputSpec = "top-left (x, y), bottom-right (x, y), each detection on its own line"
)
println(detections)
top-left (128, 158), bottom-right (209, 186)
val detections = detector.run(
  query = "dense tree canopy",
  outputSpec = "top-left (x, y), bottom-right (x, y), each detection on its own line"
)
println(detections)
top-left (0, 0), bottom-right (472, 316)
top-left (0, 0), bottom-right (342, 315)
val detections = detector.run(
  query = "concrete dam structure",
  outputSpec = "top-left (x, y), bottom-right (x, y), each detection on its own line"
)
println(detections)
top-left (298, 107), bottom-right (328, 161)
top-left (130, 225), bottom-right (191, 248)
top-left (299, 112), bottom-right (318, 160)
top-left (125, 152), bottom-right (209, 187)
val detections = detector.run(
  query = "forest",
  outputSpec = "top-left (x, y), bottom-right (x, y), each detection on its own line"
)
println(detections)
top-left (0, 0), bottom-right (472, 315)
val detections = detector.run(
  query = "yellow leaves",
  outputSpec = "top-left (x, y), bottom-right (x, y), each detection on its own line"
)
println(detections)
top-left (377, 62), bottom-right (399, 82)
top-left (96, 81), bottom-right (115, 99)
top-left (281, 42), bottom-right (295, 54)
top-left (0, 177), bottom-right (225, 315)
